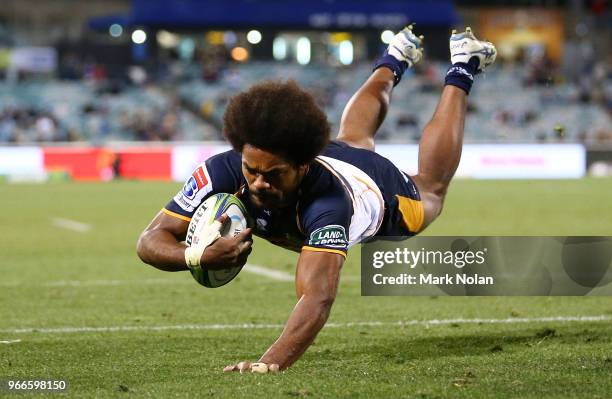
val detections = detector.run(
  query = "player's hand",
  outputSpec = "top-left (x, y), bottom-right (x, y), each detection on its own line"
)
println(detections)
top-left (223, 361), bottom-right (280, 374)
top-left (201, 214), bottom-right (252, 270)
top-left (386, 24), bottom-right (424, 68)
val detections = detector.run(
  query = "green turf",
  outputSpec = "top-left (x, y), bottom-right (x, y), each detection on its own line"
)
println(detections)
top-left (1, 179), bottom-right (611, 398)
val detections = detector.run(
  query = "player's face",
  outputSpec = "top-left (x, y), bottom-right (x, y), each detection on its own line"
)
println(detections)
top-left (241, 144), bottom-right (308, 209)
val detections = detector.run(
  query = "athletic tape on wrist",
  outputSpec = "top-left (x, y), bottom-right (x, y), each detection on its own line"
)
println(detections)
top-left (185, 246), bottom-right (205, 269)
top-left (184, 219), bottom-right (224, 269)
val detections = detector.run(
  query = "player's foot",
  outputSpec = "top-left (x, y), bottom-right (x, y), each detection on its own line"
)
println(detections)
top-left (450, 27), bottom-right (496, 73)
top-left (387, 24), bottom-right (424, 68)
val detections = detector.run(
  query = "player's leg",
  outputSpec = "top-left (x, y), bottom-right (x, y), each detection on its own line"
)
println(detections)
top-left (336, 68), bottom-right (394, 151)
top-left (412, 28), bottom-right (496, 229)
top-left (411, 84), bottom-right (467, 227)
top-left (337, 26), bottom-right (423, 151)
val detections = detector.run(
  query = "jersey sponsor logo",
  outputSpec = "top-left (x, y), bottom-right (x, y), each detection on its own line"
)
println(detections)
top-left (174, 195), bottom-right (193, 211)
top-left (174, 164), bottom-right (213, 212)
top-left (182, 167), bottom-right (209, 199)
top-left (308, 225), bottom-right (348, 249)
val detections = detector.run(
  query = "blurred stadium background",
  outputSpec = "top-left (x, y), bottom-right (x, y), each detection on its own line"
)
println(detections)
top-left (1, 1), bottom-right (611, 397)
top-left (0, 0), bottom-right (610, 181)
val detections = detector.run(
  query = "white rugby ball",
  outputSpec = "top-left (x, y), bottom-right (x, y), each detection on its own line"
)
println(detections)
top-left (185, 193), bottom-right (250, 288)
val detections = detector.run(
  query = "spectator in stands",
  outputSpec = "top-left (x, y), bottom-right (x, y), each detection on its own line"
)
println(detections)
top-left (35, 114), bottom-right (57, 141)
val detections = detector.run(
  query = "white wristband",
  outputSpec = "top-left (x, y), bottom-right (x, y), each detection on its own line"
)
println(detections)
top-left (185, 246), bottom-right (205, 269)
top-left (184, 219), bottom-right (223, 270)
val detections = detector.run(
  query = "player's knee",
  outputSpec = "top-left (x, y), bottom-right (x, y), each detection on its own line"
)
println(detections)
top-left (428, 180), bottom-right (450, 199)
top-left (420, 190), bottom-right (446, 229)
top-left (412, 175), bottom-right (447, 222)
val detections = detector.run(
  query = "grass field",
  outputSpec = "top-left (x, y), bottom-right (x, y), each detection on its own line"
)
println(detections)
top-left (1, 179), bottom-right (611, 398)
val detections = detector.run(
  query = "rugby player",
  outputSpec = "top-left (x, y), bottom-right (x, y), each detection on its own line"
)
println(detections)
top-left (137, 26), bottom-right (496, 373)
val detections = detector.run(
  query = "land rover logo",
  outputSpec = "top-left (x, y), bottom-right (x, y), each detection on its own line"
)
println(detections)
top-left (308, 225), bottom-right (348, 249)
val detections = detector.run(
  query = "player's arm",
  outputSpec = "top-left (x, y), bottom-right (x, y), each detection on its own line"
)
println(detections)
top-left (259, 250), bottom-right (344, 369)
top-left (136, 211), bottom-right (190, 271)
top-left (137, 212), bottom-right (252, 272)
top-left (337, 25), bottom-right (423, 150)
top-left (137, 151), bottom-right (252, 272)
top-left (224, 250), bottom-right (344, 372)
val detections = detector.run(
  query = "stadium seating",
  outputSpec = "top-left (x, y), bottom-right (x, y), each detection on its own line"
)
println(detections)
top-left (178, 61), bottom-right (611, 144)
top-left (0, 61), bottom-right (610, 143)
top-left (0, 81), bottom-right (218, 142)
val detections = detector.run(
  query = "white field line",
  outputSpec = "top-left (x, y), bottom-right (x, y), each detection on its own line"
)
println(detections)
top-left (0, 339), bottom-right (21, 344)
top-left (51, 217), bottom-right (92, 233)
top-left (44, 279), bottom-right (191, 287)
top-left (0, 279), bottom-right (192, 288)
top-left (243, 264), bottom-right (359, 282)
top-left (0, 263), bottom-right (293, 288)
top-left (1, 315), bottom-right (609, 335)
top-left (243, 264), bottom-right (293, 281)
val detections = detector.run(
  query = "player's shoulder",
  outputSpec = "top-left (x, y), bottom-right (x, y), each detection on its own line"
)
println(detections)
top-left (298, 177), bottom-right (353, 255)
top-left (298, 161), bottom-right (354, 227)
top-left (168, 149), bottom-right (243, 216)
top-left (199, 148), bottom-right (243, 185)
top-left (204, 148), bottom-right (241, 170)
top-left (301, 156), bottom-right (351, 203)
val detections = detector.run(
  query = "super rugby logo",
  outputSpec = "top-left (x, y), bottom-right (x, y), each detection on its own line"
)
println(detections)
top-left (182, 166), bottom-right (209, 199)
top-left (309, 225), bottom-right (348, 249)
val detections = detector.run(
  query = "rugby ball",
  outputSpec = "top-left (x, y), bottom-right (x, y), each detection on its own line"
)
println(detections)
top-left (185, 193), bottom-right (250, 288)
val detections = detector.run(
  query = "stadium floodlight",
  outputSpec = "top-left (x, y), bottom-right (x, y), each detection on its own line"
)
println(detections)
top-left (273, 37), bottom-right (287, 60)
top-left (339, 40), bottom-right (353, 65)
top-left (109, 24), bottom-right (123, 38)
top-left (231, 47), bottom-right (249, 62)
top-left (247, 30), bottom-right (262, 44)
top-left (296, 37), bottom-right (311, 65)
top-left (179, 38), bottom-right (195, 60)
top-left (224, 31), bottom-right (237, 46)
top-left (381, 30), bottom-right (394, 44)
top-left (157, 30), bottom-right (180, 48)
top-left (132, 29), bottom-right (147, 44)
